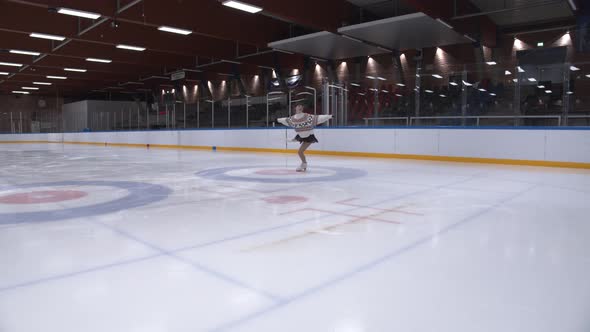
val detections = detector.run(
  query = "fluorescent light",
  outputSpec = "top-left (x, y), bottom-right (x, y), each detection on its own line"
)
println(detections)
top-left (538, 85), bottom-right (545, 89)
top-left (12, 91), bottom-right (29, 94)
top-left (0, 72), bottom-right (9, 75)
top-left (505, 70), bottom-right (512, 75)
top-left (490, 93), bottom-right (497, 96)
top-left (537, 42), bottom-right (544, 47)
top-left (396, 83), bottom-right (406, 87)
top-left (47, 75), bottom-right (67, 79)
top-left (21, 87), bottom-right (39, 90)
top-left (395, 94), bottom-right (402, 97)
top-left (9, 49), bottom-right (41, 56)
top-left (425, 89), bottom-right (433, 93)
top-left (513, 78), bottom-right (518, 82)
top-left (350, 83), bottom-right (360, 86)
top-left (449, 82), bottom-right (458, 86)
top-left (64, 68), bottom-right (87, 72)
top-left (570, 66), bottom-right (580, 71)
top-left (586, 74), bottom-right (590, 78)
top-left (0, 62), bottom-right (23, 67)
top-left (567, 91), bottom-right (574, 94)
top-left (222, 0), bottom-right (263, 13)
top-left (358, 93), bottom-right (366, 96)
top-left (478, 88), bottom-right (487, 92)
top-left (545, 90), bottom-right (552, 93)
top-left (486, 61), bottom-right (497, 65)
top-left (57, 7), bottom-right (101, 19)
top-left (436, 18), bottom-right (453, 29)
top-left (528, 78), bottom-right (537, 82)
top-left (567, 0), bottom-right (577, 11)
top-left (30, 32), bottom-right (65, 41)
top-left (86, 58), bottom-right (112, 63)
top-left (518, 66), bottom-right (525, 73)
top-left (432, 74), bottom-right (443, 79)
top-left (158, 26), bottom-right (192, 35)
top-left (462, 80), bottom-right (473, 86)
top-left (381, 90), bottom-right (389, 93)
top-left (33, 82), bottom-right (51, 85)
top-left (439, 94), bottom-right (446, 97)
top-left (369, 88), bottom-right (378, 91)
top-left (116, 44), bottom-right (146, 51)
top-left (366, 75), bottom-right (376, 80)
top-left (377, 77), bottom-right (387, 81)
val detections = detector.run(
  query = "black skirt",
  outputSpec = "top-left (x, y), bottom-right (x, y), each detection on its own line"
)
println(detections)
top-left (294, 134), bottom-right (319, 144)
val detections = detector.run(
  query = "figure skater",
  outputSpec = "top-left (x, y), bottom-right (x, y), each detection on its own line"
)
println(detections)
top-left (277, 103), bottom-right (332, 172)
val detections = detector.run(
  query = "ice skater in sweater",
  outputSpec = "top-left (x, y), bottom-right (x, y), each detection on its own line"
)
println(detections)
top-left (277, 104), bottom-right (332, 172)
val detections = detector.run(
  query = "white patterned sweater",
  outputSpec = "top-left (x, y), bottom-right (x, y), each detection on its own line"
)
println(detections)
top-left (277, 113), bottom-right (332, 138)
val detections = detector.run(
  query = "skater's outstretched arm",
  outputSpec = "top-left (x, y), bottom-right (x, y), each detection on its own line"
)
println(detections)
top-left (277, 117), bottom-right (289, 127)
top-left (315, 114), bottom-right (333, 124)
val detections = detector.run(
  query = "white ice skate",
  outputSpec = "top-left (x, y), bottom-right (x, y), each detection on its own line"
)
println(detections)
top-left (296, 162), bottom-right (307, 172)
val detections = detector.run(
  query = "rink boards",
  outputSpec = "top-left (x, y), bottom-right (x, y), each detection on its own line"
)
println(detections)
top-left (0, 127), bottom-right (589, 169)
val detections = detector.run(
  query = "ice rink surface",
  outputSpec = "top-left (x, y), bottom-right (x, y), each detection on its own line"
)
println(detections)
top-left (1, 143), bottom-right (589, 332)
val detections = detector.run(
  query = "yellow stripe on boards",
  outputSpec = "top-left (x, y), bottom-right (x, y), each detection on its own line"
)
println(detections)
top-left (1, 140), bottom-right (589, 169)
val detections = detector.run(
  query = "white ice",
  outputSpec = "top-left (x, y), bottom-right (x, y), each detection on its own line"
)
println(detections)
top-left (0, 143), bottom-right (589, 332)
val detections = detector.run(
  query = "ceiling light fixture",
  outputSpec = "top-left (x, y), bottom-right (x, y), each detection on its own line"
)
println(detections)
top-left (64, 68), bottom-right (87, 72)
top-left (478, 88), bottom-right (487, 92)
top-left (528, 78), bottom-right (537, 82)
top-left (567, 0), bottom-right (577, 11)
top-left (86, 58), bottom-right (112, 63)
top-left (47, 75), bottom-right (67, 79)
top-left (462, 80), bottom-right (473, 86)
top-left (545, 90), bottom-right (552, 93)
top-left (12, 91), bottom-right (30, 94)
top-left (396, 83), bottom-right (406, 87)
top-left (29, 32), bottom-right (65, 41)
top-left (157, 26), bottom-right (192, 35)
top-left (33, 82), bottom-right (52, 85)
top-left (449, 82), bottom-right (458, 86)
top-left (222, 0), bottom-right (263, 13)
top-left (350, 83), bottom-right (360, 86)
top-left (486, 61), bottom-right (497, 65)
top-left (116, 44), bottom-right (146, 51)
top-left (490, 93), bottom-right (497, 96)
top-left (21, 87), bottom-right (39, 90)
top-left (570, 65), bottom-right (580, 71)
top-left (425, 89), bottom-right (433, 93)
top-left (0, 62), bottom-right (23, 67)
top-left (0, 72), bottom-right (9, 75)
top-left (505, 70), bottom-right (512, 75)
top-left (9, 49), bottom-right (41, 56)
top-left (432, 74), bottom-right (443, 79)
top-left (57, 7), bottom-right (101, 19)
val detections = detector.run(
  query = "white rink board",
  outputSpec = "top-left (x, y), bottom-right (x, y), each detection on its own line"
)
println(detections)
top-left (1, 128), bottom-right (589, 164)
